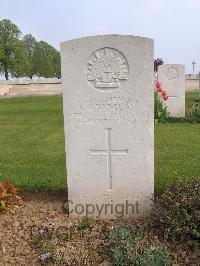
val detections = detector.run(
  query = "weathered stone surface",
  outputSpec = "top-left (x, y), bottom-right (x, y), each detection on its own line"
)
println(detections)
top-left (61, 35), bottom-right (154, 219)
top-left (0, 83), bottom-right (62, 97)
top-left (158, 64), bottom-right (185, 117)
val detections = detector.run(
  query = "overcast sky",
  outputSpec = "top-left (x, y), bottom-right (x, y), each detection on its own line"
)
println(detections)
top-left (1, 0), bottom-right (200, 73)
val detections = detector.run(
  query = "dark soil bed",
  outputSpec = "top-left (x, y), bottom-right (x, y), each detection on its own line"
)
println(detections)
top-left (0, 190), bottom-right (199, 265)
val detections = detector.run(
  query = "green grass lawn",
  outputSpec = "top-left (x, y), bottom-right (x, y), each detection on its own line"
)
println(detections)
top-left (0, 96), bottom-right (66, 189)
top-left (185, 90), bottom-right (200, 103)
top-left (155, 123), bottom-right (200, 189)
top-left (185, 90), bottom-right (200, 111)
top-left (0, 93), bottom-right (199, 191)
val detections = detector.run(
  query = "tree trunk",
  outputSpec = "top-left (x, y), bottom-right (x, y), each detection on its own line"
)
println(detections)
top-left (4, 65), bottom-right (9, 80)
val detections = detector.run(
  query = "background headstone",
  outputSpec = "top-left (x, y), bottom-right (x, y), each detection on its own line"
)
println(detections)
top-left (158, 64), bottom-right (185, 117)
top-left (61, 35), bottom-right (154, 219)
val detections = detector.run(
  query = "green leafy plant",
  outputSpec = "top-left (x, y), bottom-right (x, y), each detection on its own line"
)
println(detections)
top-left (151, 178), bottom-right (200, 247)
top-left (79, 218), bottom-right (93, 230)
top-left (137, 245), bottom-right (171, 266)
top-left (110, 226), bottom-right (140, 266)
top-left (110, 226), bottom-right (171, 266)
top-left (0, 180), bottom-right (21, 212)
top-left (154, 92), bottom-right (170, 123)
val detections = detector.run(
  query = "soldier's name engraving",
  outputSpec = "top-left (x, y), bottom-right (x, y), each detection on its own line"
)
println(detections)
top-left (70, 96), bottom-right (150, 124)
top-left (79, 96), bottom-right (134, 111)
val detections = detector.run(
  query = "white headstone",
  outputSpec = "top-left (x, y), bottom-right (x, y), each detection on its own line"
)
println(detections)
top-left (158, 64), bottom-right (185, 117)
top-left (61, 35), bottom-right (154, 219)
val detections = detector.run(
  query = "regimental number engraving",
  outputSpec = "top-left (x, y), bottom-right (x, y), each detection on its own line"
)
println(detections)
top-left (90, 128), bottom-right (128, 190)
top-left (86, 47), bottom-right (129, 91)
top-left (167, 67), bottom-right (178, 80)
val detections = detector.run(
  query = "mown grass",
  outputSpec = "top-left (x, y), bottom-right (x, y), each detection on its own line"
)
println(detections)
top-left (0, 92), bottom-right (199, 190)
top-left (155, 123), bottom-right (200, 190)
top-left (0, 96), bottom-right (66, 189)
top-left (185, 90), bottom-right (200, 111)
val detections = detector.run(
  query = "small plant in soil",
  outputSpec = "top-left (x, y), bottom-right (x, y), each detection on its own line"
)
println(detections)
top-left (39, 252), bottom-right (53, 265)
top-left (110, 226), bottom-right (171, 266)
top-left (151, 178), bottom-right (200, 247)
top-left (31, 226), bottom-right (55, 264)
top-left (0, 180), bottom-right (21, 212)
top-left (79, 218), bottom-right (93, 230)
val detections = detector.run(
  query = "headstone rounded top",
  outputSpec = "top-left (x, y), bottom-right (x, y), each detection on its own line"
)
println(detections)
top-left (60, 34), bottom-right (153, 46)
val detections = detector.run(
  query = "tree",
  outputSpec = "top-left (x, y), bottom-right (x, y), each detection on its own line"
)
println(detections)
top-left (10, 40), bottom-right (29, 78)
top-left (33, 41), bottom-right (61, 78)
top-left (0, 19), bottom-right (61, 79)
top-left (0, 19), bottom-right (22, 80)
top-left (22, 34), bottom-right (37, 79)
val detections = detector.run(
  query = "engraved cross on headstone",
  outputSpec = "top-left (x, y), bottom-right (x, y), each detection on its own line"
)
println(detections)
top-left (90, 128), bottom-right (128, 190)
